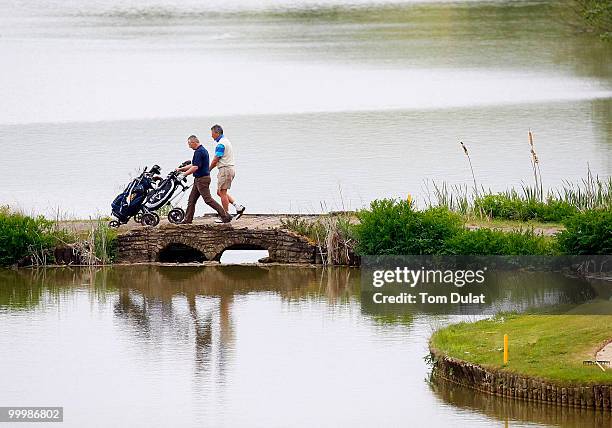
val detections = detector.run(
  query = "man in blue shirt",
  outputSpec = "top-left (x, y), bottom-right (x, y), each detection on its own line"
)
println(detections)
top-left (176, 135), bottom-right (232, 224)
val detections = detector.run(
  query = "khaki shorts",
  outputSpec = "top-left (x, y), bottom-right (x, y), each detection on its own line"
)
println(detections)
top-left (217, 166), bottom-right (235, 191)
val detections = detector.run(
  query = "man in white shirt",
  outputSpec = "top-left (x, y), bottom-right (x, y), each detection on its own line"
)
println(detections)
top-left (209, 124), bottom-right (246, 221)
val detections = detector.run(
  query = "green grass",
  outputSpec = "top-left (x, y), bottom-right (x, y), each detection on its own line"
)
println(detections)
top-left (465, 217), bottom-right (564, 231)
top-left (474, 193), bottom-right (579, 222)
top-left (430, 313), bottom-right (612, 385)
top-left (443, 228), bottom-right (558, 255)
top-left (0, 206), bottom-right (118, 266)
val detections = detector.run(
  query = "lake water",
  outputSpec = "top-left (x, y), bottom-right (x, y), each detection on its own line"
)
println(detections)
top-left (0, 266), bottom-right (609, 427)
top-left (0, 0), bottom-right (611, 217)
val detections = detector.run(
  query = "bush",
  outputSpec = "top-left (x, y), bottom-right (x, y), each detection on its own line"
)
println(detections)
top-left (474, 194), bottom-right (577, 222)
top-left (557, 210), bottom-right (612, 255)
top-left (354, 199), bottom-right (557, 256)
top-left (0, 206), bottom-right (58, 265)
top-left (474, 194), bottom-right (521, 219)
top-left (355, 200), bottom-right (463, 255)
top-left (536, 199), bottom-right (579, 222)
top-left (444, 228), bottom-right (556, 255)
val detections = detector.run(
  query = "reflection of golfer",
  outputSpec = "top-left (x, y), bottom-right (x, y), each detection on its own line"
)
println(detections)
top-left (209, 124), bottom-right (246, 220)
top-left (178, 135), bottom-right (232, 224)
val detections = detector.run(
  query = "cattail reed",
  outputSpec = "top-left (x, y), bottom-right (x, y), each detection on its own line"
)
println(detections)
top-left (460, 141), bottom-right (479, 199)
top-left (528, 130), bottom-right (543, 201)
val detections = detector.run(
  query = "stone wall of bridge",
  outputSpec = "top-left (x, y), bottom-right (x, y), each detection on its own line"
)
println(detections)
top-left (116, 223), bottom-right (318, 264)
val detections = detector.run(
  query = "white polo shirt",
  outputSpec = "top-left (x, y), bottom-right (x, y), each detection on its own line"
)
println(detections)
top-left (214, 135), bottom-right (235, 168)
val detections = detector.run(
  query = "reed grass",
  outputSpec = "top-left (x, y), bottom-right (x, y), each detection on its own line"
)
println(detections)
top-left (429, 169), bottom-right (611, 221)
top-left (71, 217), bottom-right (118, 265)
top-left (280, 213), bottom-right (357, 265)
top-left (427, 133), bottom-right (611, 221)
top-left (425, 181), bottom-right (472, 215)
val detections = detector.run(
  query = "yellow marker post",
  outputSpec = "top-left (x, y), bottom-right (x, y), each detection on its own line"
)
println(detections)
top-left (503, 334), bottom-right (509, 365)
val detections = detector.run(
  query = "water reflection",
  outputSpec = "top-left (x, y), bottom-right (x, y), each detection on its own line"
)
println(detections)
top-left (114, 288), bottom-right (236, 377)
top-left (109, 265), bottom-right (359, 381)
top-left (430, 379), bottom-right (611, 428)
top-left (0, 265), bottom-right (610, 427)
top-left (361, 269), bottom-right (604, 317)
top-left (0, 265), bottom-right (606, 316)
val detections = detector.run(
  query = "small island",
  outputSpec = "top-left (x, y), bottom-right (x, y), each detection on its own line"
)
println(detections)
top-left (429, 313), bottom-right (612, 409)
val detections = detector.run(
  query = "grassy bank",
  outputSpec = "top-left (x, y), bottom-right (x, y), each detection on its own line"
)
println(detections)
top-left (283, 199), bottom-right (610, 261)
top-left (282, 159), bottom-right (611, 261)
top-left (430, 313), bottom-right (612, 384)
top-left (0, 206), bottom-right (117, 266)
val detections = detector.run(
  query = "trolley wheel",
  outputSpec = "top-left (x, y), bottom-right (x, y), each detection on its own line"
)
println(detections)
top-left (134, 212), bottom-right (143, 223)
top-left (141, 212), bottom-right (160, 227)
top-left (108, 220), bottom-right (120, 228)
top-left (168, 208), bottom-right (186, 224)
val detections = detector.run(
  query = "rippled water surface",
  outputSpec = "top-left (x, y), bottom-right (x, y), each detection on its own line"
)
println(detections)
top-left (0, 0), bottom-right (610, 216)
top-left (0, 266), bottom-right (610, 427)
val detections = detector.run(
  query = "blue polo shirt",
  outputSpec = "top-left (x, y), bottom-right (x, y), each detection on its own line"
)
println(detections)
top-left (192, 145), bottom-right (210, 177)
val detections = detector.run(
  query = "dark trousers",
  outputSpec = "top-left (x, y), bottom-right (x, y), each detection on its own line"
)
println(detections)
top-left (184, 176), bottom-right (231, 223)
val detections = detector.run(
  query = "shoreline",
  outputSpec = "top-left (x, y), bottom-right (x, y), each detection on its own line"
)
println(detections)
top-left (2, 261), bottom-right (349, 269)
top-left (429, 347), bottom-right (612, 411)
top-left (3, 201), bottom-right (608, 268)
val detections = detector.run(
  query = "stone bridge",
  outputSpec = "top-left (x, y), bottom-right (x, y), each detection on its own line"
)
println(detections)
top-left (116, 214), bottom-right (320, 264)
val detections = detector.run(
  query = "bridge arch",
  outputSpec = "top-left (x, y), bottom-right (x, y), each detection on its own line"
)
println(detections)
top-left (211, 240), bottom-right (272, 262)
top-left (156, 238), bottom-right (208, 263)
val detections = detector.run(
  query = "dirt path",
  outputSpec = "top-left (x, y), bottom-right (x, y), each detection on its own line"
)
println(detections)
top-left (58, 214), bottom-right (320, 234)
top-left (58, 213), bottom-right (563, 237)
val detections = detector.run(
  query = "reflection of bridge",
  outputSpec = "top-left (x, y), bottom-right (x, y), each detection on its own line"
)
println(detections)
top-left (116, 214), bottom-right (319, 264)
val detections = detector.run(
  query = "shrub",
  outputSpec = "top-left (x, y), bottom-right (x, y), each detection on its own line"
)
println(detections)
top-left (535, 199), bottom-right (578, 222)
top-left (557, 210), bottom-right (612, 255)
top-left (354, 199), bottom-right (558, 256)
top-left (0, 206), bottom-right (58, 265)
top-left (355, 200), bottom-right (463, 255)
top-left (474, 194), bottom-right (522, 220)
top-left (444, 228), bottom-right (556, 255)
top-left (474, 194), bottom-right (577, 222)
